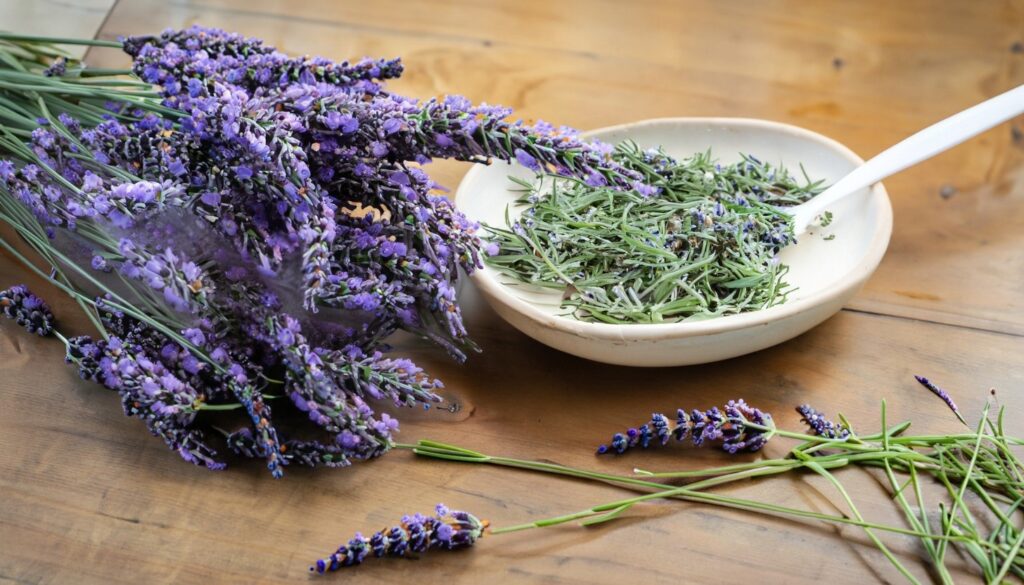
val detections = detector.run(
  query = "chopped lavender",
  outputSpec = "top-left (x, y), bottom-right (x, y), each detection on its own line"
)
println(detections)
top-left (596, 399), bottom-right (773, 455)
top-left (914, 375), bottom-right (967, 425)
top-left (310, 504), bottom-right (486, 573)
top-left (795, 404), bottom-right (850, 439)
top-left (0, 285), bottom-right (55, 336)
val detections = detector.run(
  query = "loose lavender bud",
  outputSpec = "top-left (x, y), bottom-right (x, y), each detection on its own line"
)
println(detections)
top-left (914, 375), bottom-right (967, 424)
top-left (0, 285), bottom-right (55, 336)
top-left (597, 400), bottom-right (773, 455)
top-left (310, 504), bottom-right (486, 574)
top-left (795, 404), bottom-right (850, 439)
top-left (43, 57), bottom-right (67, 77)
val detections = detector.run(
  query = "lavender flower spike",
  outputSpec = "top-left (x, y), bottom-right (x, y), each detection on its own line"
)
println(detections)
top-left (795, 404), bottom-right (850, 439)
top-left (310, 504), bottom-right (487, 574)
top-left (0, 285), bottom-right (55, 336)
top-left (914, 375), bottom-right (967, 425)
top-left (596, 399), bottom-right (773, 455)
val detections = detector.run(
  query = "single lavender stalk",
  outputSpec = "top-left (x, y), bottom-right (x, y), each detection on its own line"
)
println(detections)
top-left (596, 399), bottom-right (773, 455)
top-left (914, 375), bottom-right (967, 425)
top-left (795, 404), bottom-right (851, 439)
top-left (0, 284), bottom-right (55, 336)
top-left (310, 504), bottom-right (487, 574)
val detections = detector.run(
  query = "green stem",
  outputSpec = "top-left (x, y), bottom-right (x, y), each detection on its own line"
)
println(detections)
top-left (77, 68), bottom-right (134, 77)
top-left (937, 403), bottom-right (989, 564)
top-left (992, 528), bottom-right (1024, 584)
top-left (796, 454), bottom-right (921, 584)
top-left (0, 33), bottom-right (123, 48)
top-left (398, 441), bottom-right (981, 544)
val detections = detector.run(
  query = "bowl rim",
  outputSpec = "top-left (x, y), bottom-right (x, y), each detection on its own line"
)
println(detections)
top-left (454, 116), bottom-right (893, 341)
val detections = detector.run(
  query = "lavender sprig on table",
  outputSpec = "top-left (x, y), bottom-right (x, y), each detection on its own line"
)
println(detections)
top-left (310, 504), bottom-right (487, 573)
top-left (595, 399), bottom-right (774, 455)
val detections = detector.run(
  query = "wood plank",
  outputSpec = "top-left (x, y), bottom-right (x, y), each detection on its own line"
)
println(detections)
top-left (88, 0), bottom-right (1024, 334)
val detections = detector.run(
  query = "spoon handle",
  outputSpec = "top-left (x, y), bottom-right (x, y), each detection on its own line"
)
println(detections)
top-left (792, 83), bottom-right (1024, 232)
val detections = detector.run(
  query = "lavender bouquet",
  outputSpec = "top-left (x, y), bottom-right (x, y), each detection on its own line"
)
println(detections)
top-left (0, 27), bottom-right (645, 476)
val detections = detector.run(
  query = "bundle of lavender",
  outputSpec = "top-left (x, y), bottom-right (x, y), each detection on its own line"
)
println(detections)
top-left (0, 27), bottom-right (646, 476)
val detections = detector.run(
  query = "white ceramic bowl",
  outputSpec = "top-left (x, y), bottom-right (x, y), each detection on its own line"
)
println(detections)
top-left (454, 118), bottom-right (892, 367)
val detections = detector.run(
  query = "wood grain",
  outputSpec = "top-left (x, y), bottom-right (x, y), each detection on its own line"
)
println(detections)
top-left (2, 1), bottom-right (1023, 583)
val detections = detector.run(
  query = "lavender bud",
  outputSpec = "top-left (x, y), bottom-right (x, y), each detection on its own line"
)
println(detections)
top-left (795, 404), bottom-right (850, 439)
top-left (914, 375), bottom-right (966, 424)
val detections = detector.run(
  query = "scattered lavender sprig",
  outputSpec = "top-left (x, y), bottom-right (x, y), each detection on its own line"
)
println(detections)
top-left (310, 504), bottom-right (487, 574)
top-left (0, 284), bottom-right (55, 336)
top-left (596, 399), bottom-right (774, 455)
top-left (914, 375), bottom-right (967, 425)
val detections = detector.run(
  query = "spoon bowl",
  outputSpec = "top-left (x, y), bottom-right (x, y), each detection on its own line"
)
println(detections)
top-left (455, 118), bottom-right (891, 366)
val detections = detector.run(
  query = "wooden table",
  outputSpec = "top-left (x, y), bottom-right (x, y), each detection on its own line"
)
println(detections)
top-left (2, 1), bottom-right (1023, 583)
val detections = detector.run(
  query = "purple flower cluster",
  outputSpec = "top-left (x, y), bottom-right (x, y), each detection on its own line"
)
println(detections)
top-left (65, 303), bottom-right (235, 471)
top-left (596, 399), bottom-right (773, 455)
top-left (795, 404), bottom-right (850, 439)
top-left (0, 285), bottom-right (55, 336)
top-left (0, 26), bottom-right (666, 476)
top-left (310, 504), bottom-right (487, 574)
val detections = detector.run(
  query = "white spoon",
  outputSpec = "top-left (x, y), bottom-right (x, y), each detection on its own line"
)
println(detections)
top-left (788, 83), bottom-right (1024, 234)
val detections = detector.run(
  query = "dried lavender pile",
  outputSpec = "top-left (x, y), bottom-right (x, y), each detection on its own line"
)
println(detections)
top-left (0, 27), bottom-right (654, 476)
top-left (485, 145), bottom-right (823, 323)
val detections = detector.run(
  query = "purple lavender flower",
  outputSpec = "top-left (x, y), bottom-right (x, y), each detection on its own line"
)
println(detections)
top-left (123, 26), bottom-right (403, 103)
top-left (914, 375), bottom-right (967, 424)
top-left (721, 399), bottom-right (772, 453)
top-left (310, 504), bottom-right (486, 573)
top-left (63, 301), bottom-right (286, 474)
top-left (64, 328), bottom-right (228, 471)
top-left (597, 400), bottom-right (773, 455)
top-left (0, 285), bottom-right (55, 336)
top-left (795, 404), bottom-right (850, 439)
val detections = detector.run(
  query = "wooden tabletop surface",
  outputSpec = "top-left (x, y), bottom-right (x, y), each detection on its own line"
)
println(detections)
top-left (2, 1), bottom-right (1023, 583)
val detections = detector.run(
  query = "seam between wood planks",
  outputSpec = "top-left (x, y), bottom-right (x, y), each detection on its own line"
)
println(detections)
top-left (840, 306), bottom-right (1024, 339)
